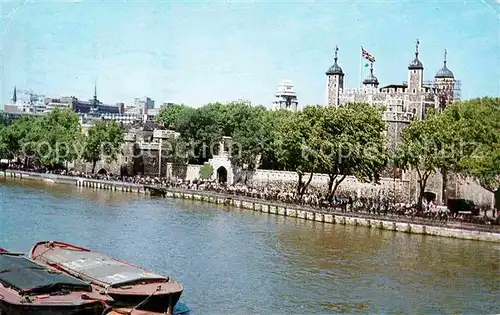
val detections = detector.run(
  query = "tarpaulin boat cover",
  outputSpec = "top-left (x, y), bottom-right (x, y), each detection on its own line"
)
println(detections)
top-left (41, 249), bottom-right (167, 287)
top-left (0, 254), bottom-right (91, 295)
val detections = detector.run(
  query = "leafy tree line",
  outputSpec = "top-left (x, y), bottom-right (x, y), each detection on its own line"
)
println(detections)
top-left (1, 97), bottom-right (497, 207)
top-left (395, 97), bottom-right (499, 209)
top-left (159, 98), bottom-right (499, 205)
top-left (158, 102), bottom-right (389, 200)
top-left (0, 108), bottom-right (123, 173)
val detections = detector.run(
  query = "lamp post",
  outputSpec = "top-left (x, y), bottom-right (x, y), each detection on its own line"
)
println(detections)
top-left (158, 137), bottom-right (162, 177)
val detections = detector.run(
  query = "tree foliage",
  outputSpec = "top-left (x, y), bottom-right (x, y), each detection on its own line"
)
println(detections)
top-left (394, 114), bottom-right (447, 209)
top-left (315, 103), bottom-right (388, 199)
top-left (443, 97), bottom-right (500, 209)
top-left (199, 162), bottom-right (214, 180)
top-left (0, 109), bottom-right (81, 167)
top-left (3, 96), bottom-right (496, 208)
top-left (83, 119), bottom-right (124, 173)
top-left (395, 97), bottom-right (500, 209)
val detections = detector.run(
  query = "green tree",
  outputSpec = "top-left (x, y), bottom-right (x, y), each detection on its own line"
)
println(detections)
top-left (39, 108), bottom-right (81, 168)
top-left (274, 106), bottom-right (322, 199)
top-left (83, 120), bottom-right (124, 174)
top-left (394, 113), bottom-right (451, 209)
top-left (227, 104), bottom-right (269, 171)
top-left (156, 104), bottom-right (194, 131)
top-left (443, 97), bottom-right (500, 210)
top-left (314, 103), bottom-right (388, 200)
top-left (3, 115), bottom-right (44, 166)
top-left (199, 162), bottom-right (214, 180)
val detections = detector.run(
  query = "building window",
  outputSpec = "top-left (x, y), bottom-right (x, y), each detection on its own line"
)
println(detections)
top-left (413, 89), bottom-right (416, 93)
top-left (414, 70), bottom-right (416, 74)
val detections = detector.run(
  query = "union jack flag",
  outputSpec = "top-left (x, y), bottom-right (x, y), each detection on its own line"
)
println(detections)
top-left (361, 47), bottom-right (376, 62)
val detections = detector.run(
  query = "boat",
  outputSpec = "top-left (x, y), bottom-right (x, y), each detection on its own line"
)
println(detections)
top-left (0, 248), bottom-right (112, 315)
top-left (30, 241), bottom-right (184, 314)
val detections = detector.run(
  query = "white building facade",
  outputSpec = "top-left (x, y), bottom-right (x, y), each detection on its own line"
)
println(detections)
top-left (126, 97), bottom-right (155, 115)
top-left (273, 80), bottom-right (299, 111)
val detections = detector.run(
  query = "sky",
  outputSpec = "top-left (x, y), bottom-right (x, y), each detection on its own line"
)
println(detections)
top-left (1, 0), bottom-right (499, 108)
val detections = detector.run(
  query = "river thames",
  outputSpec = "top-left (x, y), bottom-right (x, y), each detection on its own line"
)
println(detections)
top-left (1, 178), bottom-right (499, 314)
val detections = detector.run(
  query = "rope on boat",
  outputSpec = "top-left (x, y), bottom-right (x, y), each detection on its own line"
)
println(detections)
top-left (31, 245), bottom-right (54, 260)
top-left (125, 286), bottom-right (161, 315)
top-left (100, 305), bottom-right (113, 315)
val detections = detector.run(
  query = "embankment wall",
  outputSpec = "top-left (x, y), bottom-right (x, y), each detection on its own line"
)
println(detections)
top-left (3, 170), bottom-right (499, 243)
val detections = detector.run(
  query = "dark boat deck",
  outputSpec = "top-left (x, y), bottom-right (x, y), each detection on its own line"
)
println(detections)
top-left (0, 254), bottom-right (91, 295)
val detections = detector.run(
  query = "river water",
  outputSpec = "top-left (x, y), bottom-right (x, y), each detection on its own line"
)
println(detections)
top-left (1, 178), bottom-right (499, 314)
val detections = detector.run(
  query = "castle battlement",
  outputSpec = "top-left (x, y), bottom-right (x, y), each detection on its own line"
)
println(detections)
top-left (340, 87), bottom-right (382, 95)
top-left (325, 41), bottom-right (460, 118)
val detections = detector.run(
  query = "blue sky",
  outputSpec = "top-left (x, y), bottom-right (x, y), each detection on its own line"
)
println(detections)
top-left (1, 0), bottom-right (499, 108)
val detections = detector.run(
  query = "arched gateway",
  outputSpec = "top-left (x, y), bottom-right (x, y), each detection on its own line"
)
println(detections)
top-left (97, 168), bottom-right (108, 175)
top-left (217, 166), bottom-right (228, 184)
top-left (208, 136), bottom-right (234, 185)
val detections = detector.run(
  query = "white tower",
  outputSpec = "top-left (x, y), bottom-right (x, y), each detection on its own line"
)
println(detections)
top-left (273, 80), bottom-right (298, 111)
top-left (407, 39), bottom-right (424, 94)
top-left (326, 46), bottom-right (344, 107)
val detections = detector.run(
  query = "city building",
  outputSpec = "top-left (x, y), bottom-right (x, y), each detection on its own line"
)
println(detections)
top-left (125, 97), bottom-right (155, 115)
top-left (273, 80), bottom-right (298, 111)
top-left (9, 87), bottom-right (46, 114)
top-left (44, 96), bottom-right (73, 112)
top-left (5, 83), bottom-right (121, 117)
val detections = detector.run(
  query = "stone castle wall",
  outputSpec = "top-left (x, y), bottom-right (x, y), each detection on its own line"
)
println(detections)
top-left (74, 153), bottom-right (493, 206)
top-left (243, 169), bottom-right (410, 197)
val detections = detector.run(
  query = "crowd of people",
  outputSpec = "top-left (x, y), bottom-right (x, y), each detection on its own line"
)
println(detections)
top-left (4, 165), bottom-right (498, 226)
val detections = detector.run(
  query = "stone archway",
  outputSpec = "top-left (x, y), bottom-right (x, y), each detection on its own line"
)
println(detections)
top-left (97, 168), bottom-right (108, 175)
top-left (217, 166), bottom-right (228, 184)
top-left (424, 191), bottom-right (437, 202)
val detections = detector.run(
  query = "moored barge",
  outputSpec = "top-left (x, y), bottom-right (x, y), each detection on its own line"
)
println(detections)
top-left (0, 248), bottom-right (111, 315)
top-left (30, 241), bottom-right (183, 314)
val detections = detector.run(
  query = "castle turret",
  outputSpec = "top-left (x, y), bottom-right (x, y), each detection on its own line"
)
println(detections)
top-left (363, 62), bottom-right (379, 88)
top-left (326, 46), bottom-right (344, 107)
top-left (408, 39), bottom-right (424, 94)
top-left (435, 49), bottom-right (456, 109)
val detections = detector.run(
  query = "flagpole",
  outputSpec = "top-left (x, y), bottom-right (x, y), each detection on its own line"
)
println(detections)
top-left (359, 47), bottom-right (363, 88)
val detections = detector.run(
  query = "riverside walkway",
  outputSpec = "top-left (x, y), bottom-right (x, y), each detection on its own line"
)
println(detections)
top-left (3, 169), bottom-right (500, 242)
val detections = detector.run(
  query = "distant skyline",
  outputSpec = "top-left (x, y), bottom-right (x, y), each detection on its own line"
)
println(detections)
top-left (1, 0), bottom-right (499, 108)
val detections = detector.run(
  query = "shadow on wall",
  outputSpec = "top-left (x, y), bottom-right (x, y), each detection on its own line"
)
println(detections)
top-left (172, 164), bottom-right (187, 180)
top-left (233, 168), bottom-right (255, 185)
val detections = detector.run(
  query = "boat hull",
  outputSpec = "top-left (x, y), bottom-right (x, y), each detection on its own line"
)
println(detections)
top-left (0, 300), bottom-right (104, 315)
top-left (108, 290), bottom-right (183, 313)
top-left (30, 241), bottom-right (183, 314)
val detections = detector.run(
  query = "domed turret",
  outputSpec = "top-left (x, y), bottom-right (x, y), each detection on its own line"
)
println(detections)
top-left (435, 49), bottom-right (454, 78)
top-left (326, 46), bottom-right (344, 75)
top-left (363, 62), bottom-right (379, 86)
top-left (408, 39), bottom-right (424, 70)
